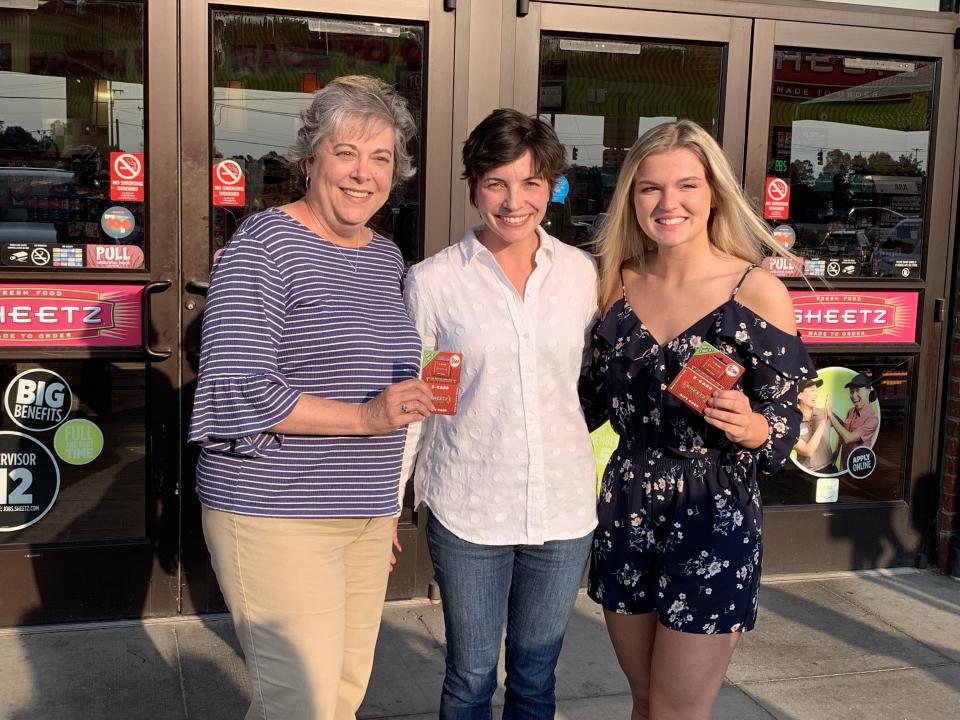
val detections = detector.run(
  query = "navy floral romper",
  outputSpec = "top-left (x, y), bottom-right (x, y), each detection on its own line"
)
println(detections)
top-left (580, 266), bottom-right (813, 634)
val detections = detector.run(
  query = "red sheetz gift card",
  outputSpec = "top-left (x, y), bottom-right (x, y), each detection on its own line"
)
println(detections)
top-left (667, 341), bottom-right (744, 414)
top-left (421, 349), bottom-right (463, 415)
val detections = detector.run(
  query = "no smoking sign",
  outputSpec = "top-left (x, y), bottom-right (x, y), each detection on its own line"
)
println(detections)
top-left (110, 152), bottom-right (145, 202)
top-left (212, 159), bottom-right (246, 207)
top-left (763, 177), bottom-right (791, 221)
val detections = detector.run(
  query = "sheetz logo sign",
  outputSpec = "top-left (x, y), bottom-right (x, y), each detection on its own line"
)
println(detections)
top-left (790, 291), bottom-right (918, 344)
top-left (0, 285), bottom-right (142, 346)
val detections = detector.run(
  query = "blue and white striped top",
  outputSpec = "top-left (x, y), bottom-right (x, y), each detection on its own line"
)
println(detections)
top-left (188, 207), bottom-right (421, 518)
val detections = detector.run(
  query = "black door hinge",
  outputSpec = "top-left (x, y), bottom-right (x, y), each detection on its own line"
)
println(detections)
top-left (518, 0), bottom-right (530, 18)
top-left (444, 0), bottom-right (456, 12)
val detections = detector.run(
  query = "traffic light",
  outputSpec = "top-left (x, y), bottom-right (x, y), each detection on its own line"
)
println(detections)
top-left (817, 148), bottom-right (823, 165)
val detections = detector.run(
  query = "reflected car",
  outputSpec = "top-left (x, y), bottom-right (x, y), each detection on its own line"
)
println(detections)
top-left (872, 218), bottom-right (922, 278)
top-left (822, 229), bottom-right (872, 261)
top-left (846, 206), bottom-right (905, 229)
top-left (0, 167), bottom-right (76, 221)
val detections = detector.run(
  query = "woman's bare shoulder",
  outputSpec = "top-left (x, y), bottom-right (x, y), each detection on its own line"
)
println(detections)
top-left (736, 266), bottom-right (797, 334)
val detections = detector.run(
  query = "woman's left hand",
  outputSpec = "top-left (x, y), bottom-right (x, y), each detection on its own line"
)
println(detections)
top-left (705, 389), bottom-right (768, 448)
top-left (389, 517), bottom-right (402, 572)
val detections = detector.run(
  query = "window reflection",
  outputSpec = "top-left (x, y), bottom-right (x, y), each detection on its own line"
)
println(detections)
top-left (537, 35), bottom-right (723, 248)
top-left (0, 1), bottom-right (146, 268)
top-left (211, 12), bottom-right (425, 264)
top-left (764, 51), bottom-right (934, 279)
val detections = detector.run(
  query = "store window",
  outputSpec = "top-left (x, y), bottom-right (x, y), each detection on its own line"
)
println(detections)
top-left (763, 50), bottom-right (936, 280)
top-left (0, 1), bottom-right (146, 271)
top-left (211, 12), bottom-right (425, 264)
top-left (536, 35), bottom-right (724, 247)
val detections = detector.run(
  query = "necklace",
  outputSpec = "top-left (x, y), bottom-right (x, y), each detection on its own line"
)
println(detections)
top-left (302, 198), bottom-right (362, 273)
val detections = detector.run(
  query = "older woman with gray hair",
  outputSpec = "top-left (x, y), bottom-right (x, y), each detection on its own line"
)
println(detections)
top-left (189, 75), bottom-right (434, 720)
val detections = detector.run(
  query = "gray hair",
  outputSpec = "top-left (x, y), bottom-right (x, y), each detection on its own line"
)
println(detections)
top-left (289, 75), bottom-right (417, 187)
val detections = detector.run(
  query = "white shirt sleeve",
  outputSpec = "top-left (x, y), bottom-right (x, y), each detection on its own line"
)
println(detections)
top-left (397, 265), bottom-right (438, 513)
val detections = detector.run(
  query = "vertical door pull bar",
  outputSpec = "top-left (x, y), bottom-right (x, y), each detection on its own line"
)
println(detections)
top-left (142, 280), bottom-right (173, 361)
top-left (517, 0), bottom-right (529, 17)
top-left (934, 297), bottom-right (946, 324)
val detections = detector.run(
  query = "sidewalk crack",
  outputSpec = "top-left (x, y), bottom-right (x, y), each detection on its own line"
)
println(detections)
top-left (415, 611), bottom-right (445, 649)
top-left (730, 661), bottom-right (958, 686)
top-left (173, 626), bottom-right (190, 719)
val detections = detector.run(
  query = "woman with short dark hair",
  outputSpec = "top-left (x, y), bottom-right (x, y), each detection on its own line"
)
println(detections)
top-left (190, 75), bottom-right (434, 720)
top-left (403, 108), bottom-right (599, 719)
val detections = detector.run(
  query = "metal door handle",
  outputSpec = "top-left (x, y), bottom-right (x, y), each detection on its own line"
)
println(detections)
top-left (185, 280), bottom-right (209, 296)
top-left (142, 281), bottom-right (172, 362)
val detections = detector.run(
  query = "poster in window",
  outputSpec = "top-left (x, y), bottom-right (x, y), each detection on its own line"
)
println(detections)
top-left (791, 366), bottom-right (882, 493)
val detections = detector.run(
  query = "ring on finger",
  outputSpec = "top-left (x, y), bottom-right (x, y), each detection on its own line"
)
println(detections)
top-left (401, 403), bottom-right (408, 414)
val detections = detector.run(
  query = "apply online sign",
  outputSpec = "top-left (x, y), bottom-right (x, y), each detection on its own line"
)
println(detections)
top-left (790, 291), bottom-right (918, 344)
top-left (0, 285), bottom-right (142, 347)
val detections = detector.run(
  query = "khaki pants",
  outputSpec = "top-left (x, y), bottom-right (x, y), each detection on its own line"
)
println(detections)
top-left (202, 507), bottom-right (394, 720)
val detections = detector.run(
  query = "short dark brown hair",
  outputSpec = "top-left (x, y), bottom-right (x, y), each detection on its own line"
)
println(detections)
top-left (462, 109), bottom-right (566, 205)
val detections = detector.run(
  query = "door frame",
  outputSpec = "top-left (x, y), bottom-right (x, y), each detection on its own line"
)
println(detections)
top-left (177, 0), bottom-right (456, 610)
top-left (745, 20), bottom-right (959, 571)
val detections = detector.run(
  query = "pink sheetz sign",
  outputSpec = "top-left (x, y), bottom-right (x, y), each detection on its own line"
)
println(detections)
top-left (790, 291), bottom-right (918, 344)
top-left (0, 285), bottom-right (142, 346)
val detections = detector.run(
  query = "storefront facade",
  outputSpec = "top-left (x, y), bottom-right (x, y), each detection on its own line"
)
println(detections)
top-left (0, 0), bottom-right (957, 626)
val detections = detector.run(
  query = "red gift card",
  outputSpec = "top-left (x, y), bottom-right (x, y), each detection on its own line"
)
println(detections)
top-left (421, 349), bottom-right (463, 415)
top-left (667, 341), bottom-right (743, 414)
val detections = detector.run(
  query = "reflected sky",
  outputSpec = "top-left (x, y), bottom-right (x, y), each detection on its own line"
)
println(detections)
top-left (0, 72), bottom-right (144, 152)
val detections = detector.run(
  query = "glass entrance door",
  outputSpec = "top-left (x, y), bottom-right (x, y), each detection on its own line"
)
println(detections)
top-left (510, 4), bottom-right (751, 247)
top-left (745, 21), bottom-right (958, 571)
top-left (511, 4), bottom-right (959, 572)
top-left (0, 0), bottom-right (179, 625)
top-left (178, 0), bottom-right (455, 612)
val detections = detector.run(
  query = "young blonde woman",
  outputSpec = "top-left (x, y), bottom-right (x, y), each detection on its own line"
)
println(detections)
top-left (579, 120), bottom-right (813, 720)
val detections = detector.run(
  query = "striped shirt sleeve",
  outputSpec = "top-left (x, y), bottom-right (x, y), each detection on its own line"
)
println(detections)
top-left (188, 229), bottom-right (302, 457)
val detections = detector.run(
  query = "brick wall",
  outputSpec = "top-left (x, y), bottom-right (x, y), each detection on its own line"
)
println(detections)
top-left (940, 329), bottom-right (960, 570)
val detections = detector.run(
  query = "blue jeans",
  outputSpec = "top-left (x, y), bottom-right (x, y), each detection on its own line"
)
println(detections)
top-left (427, 513), bottom-right (592, 720)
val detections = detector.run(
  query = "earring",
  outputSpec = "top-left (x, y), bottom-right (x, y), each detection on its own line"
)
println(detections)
top-left (305, 174), bottom-right (311, 189)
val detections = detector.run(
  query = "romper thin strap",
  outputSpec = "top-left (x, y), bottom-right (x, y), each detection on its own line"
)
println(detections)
top-left (731, 263), bottom-right (759, 299)
top-left (619, 269), bottom-right (627, 302)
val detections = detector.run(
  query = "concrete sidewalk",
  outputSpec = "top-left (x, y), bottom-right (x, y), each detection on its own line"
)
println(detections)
top-left (0, 569), bottom-right (957, 719)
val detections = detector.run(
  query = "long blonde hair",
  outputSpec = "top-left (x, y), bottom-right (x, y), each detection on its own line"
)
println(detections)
top-left (595, 120), bottom-right (790, 309)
